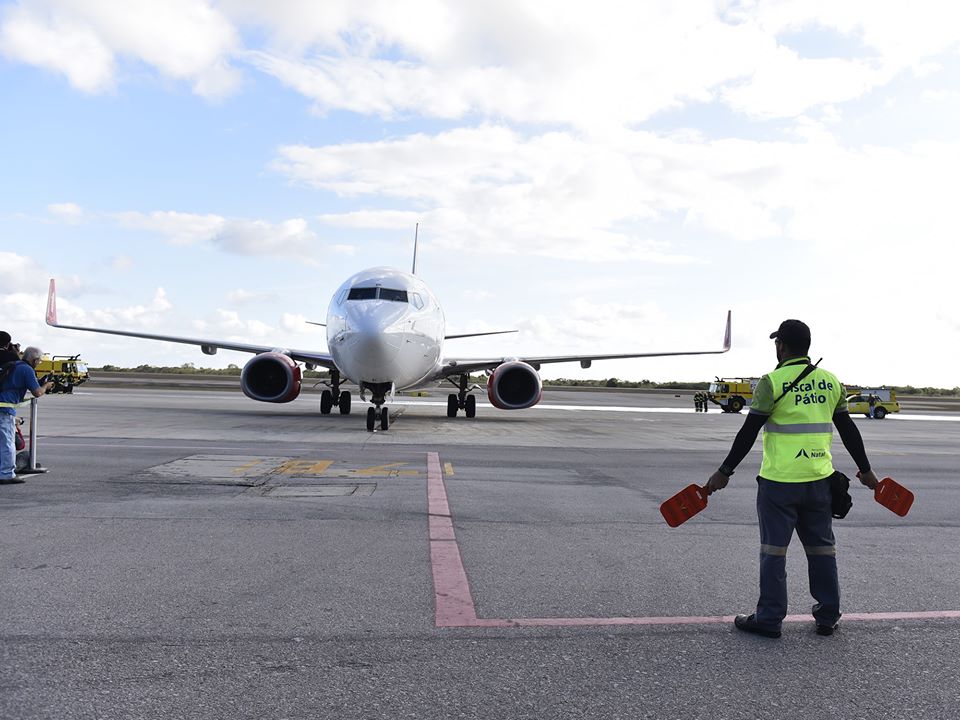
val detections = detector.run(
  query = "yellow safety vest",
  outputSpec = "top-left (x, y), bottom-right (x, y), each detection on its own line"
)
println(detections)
top-left (759, 358), bottom-right (844, 483)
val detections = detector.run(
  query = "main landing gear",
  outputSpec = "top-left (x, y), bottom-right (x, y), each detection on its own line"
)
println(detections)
top-left (320, 369), bottom-right (351, 415)
top-left (446, 375), bottom-right (477, 418)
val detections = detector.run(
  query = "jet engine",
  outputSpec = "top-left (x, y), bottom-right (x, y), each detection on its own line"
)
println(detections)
top-left (241, 352), bottom-right (302, 403)
top-left (487, 360), bottom-right (542, 410)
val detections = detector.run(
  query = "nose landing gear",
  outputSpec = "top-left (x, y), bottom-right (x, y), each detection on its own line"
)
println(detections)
top-left (362, 382), bottom-right (393, 431)
top-left (365, 405), bottom-right (390, 431)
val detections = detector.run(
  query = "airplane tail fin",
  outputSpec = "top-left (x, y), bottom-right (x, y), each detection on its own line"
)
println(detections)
top-left (46, 279), bottom-right (58, 326)
top-left (411, 223), bottom-right (419, 275)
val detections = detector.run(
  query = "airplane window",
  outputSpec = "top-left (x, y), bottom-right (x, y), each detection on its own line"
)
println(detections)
top-left (347, 287), bottom-right (377, 300)
top-left (379, 288), bottom-right (408, 302)
top-left (412, 292), bottom-right (424, 309)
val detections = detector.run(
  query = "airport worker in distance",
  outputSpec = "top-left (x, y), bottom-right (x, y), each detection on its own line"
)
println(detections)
top-left (705, 319), bottom-right (880, 638)
top-left (0, 346), bottom-right (54, 484)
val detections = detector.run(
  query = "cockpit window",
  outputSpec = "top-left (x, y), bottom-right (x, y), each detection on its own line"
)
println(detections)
top-left (346, 286), bottom-right (409, 302)
top-left (379, 288), bottom-right (408, 302)
top-left (347, 287), bottom-right (377, 300)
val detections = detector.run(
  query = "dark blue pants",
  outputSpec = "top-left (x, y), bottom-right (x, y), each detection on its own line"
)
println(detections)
top-left (755, 476), bottom-right (840, 629)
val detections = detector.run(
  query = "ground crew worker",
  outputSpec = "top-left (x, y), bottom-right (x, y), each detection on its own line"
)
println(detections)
top-left (694, 392), bottom-right (701, 412)
top-left (705, 319), bottom-right (880, 638)
top-left (1, 346), bottom-right (53, 484)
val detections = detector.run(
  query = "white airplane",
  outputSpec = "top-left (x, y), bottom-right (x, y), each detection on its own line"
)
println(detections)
top-left (45, 256), bottom-right (731, 431)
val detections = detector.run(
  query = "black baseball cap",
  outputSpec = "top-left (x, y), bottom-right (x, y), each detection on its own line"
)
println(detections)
top-left (770, 319), bottom-right (811, 349)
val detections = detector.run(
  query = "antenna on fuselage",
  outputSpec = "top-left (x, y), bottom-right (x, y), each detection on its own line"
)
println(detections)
top-left (411, 223), bottom-right (419, 275)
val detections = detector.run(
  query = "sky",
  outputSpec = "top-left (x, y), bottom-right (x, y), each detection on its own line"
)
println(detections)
top-left (1, 0), bottom-right (959, 389)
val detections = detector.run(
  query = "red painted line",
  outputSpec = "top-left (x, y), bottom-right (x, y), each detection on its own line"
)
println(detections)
top-left (427, 452), bottom-right (484, 627)
top-left (425, 452), bottom-right (960, 630)
top-left (491, 611), bottom-right (960, 628)
top-left (429, 514), bottom-right (455, 541)
top-left (430, 541), bottom-right (481, 626)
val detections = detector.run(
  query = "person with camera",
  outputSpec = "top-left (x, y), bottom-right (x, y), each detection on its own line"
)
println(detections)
top-left (705, 319), bottom-right (880, 638)
top-left (1, 346), bottom-right (54, 484)
top-left (0, 331), bottom-right (20, 364)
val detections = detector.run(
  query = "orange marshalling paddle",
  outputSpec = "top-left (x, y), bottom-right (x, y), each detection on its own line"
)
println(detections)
top-left (870, 475), bottom-right (914, 517)
top-left (660, 484), bottom-right (713, 528)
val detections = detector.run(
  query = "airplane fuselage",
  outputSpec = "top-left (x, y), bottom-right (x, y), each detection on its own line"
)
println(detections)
top-left (326, 267), bottom-right (445, 391)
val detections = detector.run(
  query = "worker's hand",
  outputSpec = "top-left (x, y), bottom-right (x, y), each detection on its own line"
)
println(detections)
top-left (857, 469), bottom-right (879, 490)
top-left (706, 471), bottom-right (729, 494)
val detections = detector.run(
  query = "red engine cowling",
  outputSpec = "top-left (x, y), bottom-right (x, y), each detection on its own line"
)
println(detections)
top-left (241, 352), bottom-right (302, 403)
top-left (487, 360), bottom-right (542, 410)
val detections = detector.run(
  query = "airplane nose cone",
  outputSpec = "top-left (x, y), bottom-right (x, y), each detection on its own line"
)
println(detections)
top-left (337, 303), bottom-right (407, 382)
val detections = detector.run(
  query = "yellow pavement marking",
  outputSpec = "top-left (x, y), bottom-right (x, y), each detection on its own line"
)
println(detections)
top-left (444, 462), bottom-right (455, 476)
top-left (276, 459), bottom-right (335, 475)
top-left (351, 462), bottom-right (419, 477)
top-left (231, 459), bottom-right (264, 474)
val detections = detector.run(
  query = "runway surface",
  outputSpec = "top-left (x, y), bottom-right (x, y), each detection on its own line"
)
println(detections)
top-left (2, 386), bottom-right (959, 719)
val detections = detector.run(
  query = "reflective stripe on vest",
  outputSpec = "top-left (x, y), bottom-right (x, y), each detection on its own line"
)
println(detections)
top-left (764, 421), bottom-right (834, 434)
top-left (759, 359), bottom-right (843, 483)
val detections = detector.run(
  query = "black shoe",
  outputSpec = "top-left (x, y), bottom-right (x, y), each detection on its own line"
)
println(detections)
top-left (0, 476), bottom-right (25, 484)
top-left (734, 614), bottom-right (781, 638)
top-left (816, 622), bottom-right (838, 636)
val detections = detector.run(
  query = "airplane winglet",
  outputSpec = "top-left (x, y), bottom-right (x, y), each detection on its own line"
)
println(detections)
top-left (722, 310), bottom-right (732, 352)
top-left (46, 278), bottom-right (58, 326)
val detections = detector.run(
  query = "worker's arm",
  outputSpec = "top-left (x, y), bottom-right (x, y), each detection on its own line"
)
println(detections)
top-left (30, 383), bottom-right (52, 398)
top-left (707, 412), bottom-right (766, 492)
top-left (24, 367), bottom-right (49, 398)
top-left (833, 411), bottom-right (878, 489)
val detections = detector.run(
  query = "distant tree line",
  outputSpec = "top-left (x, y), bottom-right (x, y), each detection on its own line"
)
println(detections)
top-left (89, 365), bottom-right (960, 395)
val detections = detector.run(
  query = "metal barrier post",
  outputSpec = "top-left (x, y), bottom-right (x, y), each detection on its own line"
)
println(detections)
top-left (21, 397), bottom-right (48, 475)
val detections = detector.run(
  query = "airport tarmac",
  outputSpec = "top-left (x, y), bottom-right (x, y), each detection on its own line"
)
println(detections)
top-left (2, 386), bottom-right (959, 719)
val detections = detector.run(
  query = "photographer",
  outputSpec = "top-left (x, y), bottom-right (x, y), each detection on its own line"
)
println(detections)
top-left (1, 346), bottom-right (54, 484)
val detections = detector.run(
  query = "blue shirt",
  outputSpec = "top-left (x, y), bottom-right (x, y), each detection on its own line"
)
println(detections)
top-left (0, 362), bottom-right (40, 415)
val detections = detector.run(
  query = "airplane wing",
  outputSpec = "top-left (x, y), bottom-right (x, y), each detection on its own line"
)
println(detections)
top-left (431, 310), bottom-right (731, 378)
top-left (44, 279), bottom-right (338, 370)
top-left (445, 329), bottom-right (518, 340)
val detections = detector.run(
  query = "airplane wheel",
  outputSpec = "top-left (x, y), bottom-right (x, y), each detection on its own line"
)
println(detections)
top-left (447, 394), bottom-right (458, 418)
top-left (465, 394), bottom-right (476, 418)
top-left (339, 391), bottom-right (351, 415)
top-left (366, 407), bottom-right (376, 431)
top-left (380, 407), bottom-right (390, 430)
top-left (320, 390), bottom-right (333, 414)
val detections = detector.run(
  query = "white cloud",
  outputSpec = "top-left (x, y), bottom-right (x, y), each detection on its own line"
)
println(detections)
top-left (0, 0), bottom-right (241, 98)
top-left (0, 252), bottom-right (46, 292)
top-left (226, 288), bottom-right (274, 304)
top-left (111, 211), bottom-right (317, 257)
top-left (274, 125), bottom-right (785, 258)
top-left (4, 2), bottom-right (960, 123)
top-left (47, 202), bottom-right (86, 223)
top-left (88, 287), bottom-right (172, 328)
top-left (214, 217), bottom-right (316, 256)
top-left (115, 210), bottom-right (226, 246)
top-left (110, 255), bottom-right (133, 271)
top-left (239, 1), bottom-right (960, 127)
top-left (318, 210), bottom-right (420, 229)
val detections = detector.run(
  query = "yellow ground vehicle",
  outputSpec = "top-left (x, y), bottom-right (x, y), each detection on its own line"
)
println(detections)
top-left (707, 377), bottom-right (760, 413)
top-left (846, 388), bottom-right (900, 419)
top-left (34, 354), bottom-right (90, 393)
